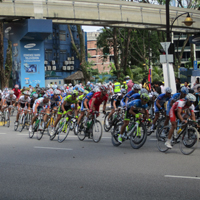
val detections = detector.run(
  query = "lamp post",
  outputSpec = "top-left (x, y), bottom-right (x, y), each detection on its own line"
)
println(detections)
top-left (165, 0), bottom-right (194, 88)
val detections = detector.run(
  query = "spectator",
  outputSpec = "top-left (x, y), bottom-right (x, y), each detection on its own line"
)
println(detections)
top-left (184, 81), bottom-right (189, 88)
top-left (175, 77), bottom-right (181, 92)
top-left (193, 77), bottom-right (200, 87)
top-left (127, 79), bottom-right (134, 92)
top-left (153, 82), bottom-right (161, 94)
top-left (160, 82), bottom-right (165, 94)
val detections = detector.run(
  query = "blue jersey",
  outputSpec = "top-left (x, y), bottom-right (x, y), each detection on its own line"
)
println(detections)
top-left (83, 92), bottom-right (94, 102)
top-left (50, 94), bottom-right (61, 106)
top-left (122, 90), bottom-right (136, 102)
top-left (156, 93), bottom-right (171, 107)
top-left (127, 99), bottom-right (148, 110)
top-left (169, 93), bottom-right (181, 104)
top-left (129, 93), bottom-right (140, 102)
top-left (61, 92), bottom-right (67, 98)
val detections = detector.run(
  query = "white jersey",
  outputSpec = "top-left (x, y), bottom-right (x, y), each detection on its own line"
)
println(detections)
top-left (4, 94), bottom-right (16, 102)
top-left (19, 95), bottom-right (31, 104)
top-left (33, 97), bottom-right (51, 108)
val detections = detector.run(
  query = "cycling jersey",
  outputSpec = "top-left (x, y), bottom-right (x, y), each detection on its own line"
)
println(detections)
top-left (80, 92), bottom-right (94, 111)
top-left (128, 93), bottom-right (140, 102)
top-left (63, 95), bottom-right (78, 106)
top-left (110, 93), bottom-right (123, 109)
top-left (4, 94), bottom-right (16, 103)
top-left (77, 95), bottom-right (84, 102)
top-left (121, 90), bottom-right (136, 102)
top-left (166, 93), bottom-right (181, 116)
top-left (89, 92), bottom-right (108, 107)
top-left (50, 94), bottom-right (61, 107)
top-left (12, 89), bottom-right (21, 99)
top-left (18, 95), bottom-right (31, 104)
top-left (170, 99), bottom-right (194, 122)
top-left (30, 98), bottom-right (35, 108)
top-left (154, 93), bottom-right (171, 113)
top-left (34, 97), bottom-right (51, 108)
top-left (127, 99), bottom-right (148, 110)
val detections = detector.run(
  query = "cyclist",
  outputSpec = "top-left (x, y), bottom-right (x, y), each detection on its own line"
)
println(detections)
top-left (2, 90), bottom-right (16, 117)
top-left (29, 94), bottom-right (51, 132)
top-left (118, 93), bottom-right (150, 143)
top-left (30, 93), bottom-right (38, 111)
top-left (84, 81), bottom-right (91, 91)
top-left (76, 90), bottom-right (95, 128)
top-left (165, 93), bottom-right (197, 149)
top-left (128, 88), bottom-right (148, 102)
top-left (150, 87), bottom-right (172, 132)
top-left (107, 89), bottom-right (126, 125)
top-left (120, 84), bottom-right (141, 107)
top-left (160, 86), bottom-right (189, 137)
top-left (15, 91), bottom-right (31, 126)
top-left (12, 84), bottom-right (21, 106)
top-left (50, 90), bottom-right (79, 135)
top-left (50, 89), bottom-right (61, 111)
top-left (88, 85), bottom-right (108, 118)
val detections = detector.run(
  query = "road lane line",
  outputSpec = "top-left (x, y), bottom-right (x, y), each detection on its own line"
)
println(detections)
top-left (34, 146), bottom-right (73, 151)
top-left (17, 133), bottom-right (28, 135)
top-left (149, 139), bottom-right (157, 141)
top-left (165, 175), bottom-right (200, 180)
top-left (0, 133), bottom-right (7, 134)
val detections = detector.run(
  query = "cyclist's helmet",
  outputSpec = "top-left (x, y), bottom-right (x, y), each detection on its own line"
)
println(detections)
top-left (24, 91), bottom-right (30, 95)
top-left (15, 84), bottom-right (19, 89)
top-left (87, 81), bottom-right (90, 86)
top-left (72, 90), bottom-right (79, 96)
top-left (133, 84), bottom-right (140, 90)
top-left (100, 85), bottom-right (107, 91)
top-left (181, 86), bottom-right (189, 94)
top-left (153, 92), bottom-right (159, 98)
top-left (121, 89), bottom-right (126, 95)
top-left (43, 94), bottom-right (51, 99)
top-left (36, 88), bottom-right (41, 93)
top-left (165, 87), bottom-right (172, 93)
top-left (140, 88), bottom-right (148, 94)
top-left (32, 93), bottom-right (38, 98)
top-left (185, 93), bottom-right (196, 102)
top-left (140, 93), bottom-right (150, 101)
top-left (60, 86), bottom-right (65, 91)
top-left (54, 89), bottom-right (61, 95)
top-left (9, 90), bottom-right (14, 95)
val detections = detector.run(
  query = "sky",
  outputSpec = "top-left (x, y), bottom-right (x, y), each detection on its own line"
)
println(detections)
top-left (82, 26), bottom-right (103, 33)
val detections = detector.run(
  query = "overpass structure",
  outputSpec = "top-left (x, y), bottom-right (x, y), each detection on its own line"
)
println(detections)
top-left (0, 0), bottom-right (200, 33)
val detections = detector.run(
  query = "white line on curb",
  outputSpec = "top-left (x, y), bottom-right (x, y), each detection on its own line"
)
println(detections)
top-left (165, 175), bottom-right (200, 180)
top-left (34, 146), bottom-right (73, 151)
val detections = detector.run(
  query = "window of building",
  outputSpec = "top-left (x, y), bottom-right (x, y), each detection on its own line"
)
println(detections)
top-left (59, 31), bottom-right (66, 41)
top-left (45, 49), bottom-right (52, 61)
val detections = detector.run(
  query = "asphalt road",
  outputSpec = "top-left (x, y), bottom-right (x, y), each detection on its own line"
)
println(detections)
top-left (0, 114), bottom-right (200, 200)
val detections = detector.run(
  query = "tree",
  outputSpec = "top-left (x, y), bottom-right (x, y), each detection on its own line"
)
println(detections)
top-left (0, 22), bottom-right (12, 88)
top-left (68, 25), bottom-right (89, 83)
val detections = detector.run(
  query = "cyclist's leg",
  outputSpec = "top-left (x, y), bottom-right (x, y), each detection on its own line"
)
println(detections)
top-left (151, 102), bottom-right (160, 130)
top-left (119, 109), bottom-right (130, 140)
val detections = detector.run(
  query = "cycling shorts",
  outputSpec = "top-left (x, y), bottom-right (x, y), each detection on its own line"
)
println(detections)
top-left (124, 109), bottom-right (139, 121)
top-left (20, 103), bottom-right (26, 108)
top-left (57, 105), bottom-right (71, 115)
top-left (154, 102), bottom-right (164, 113)
top-left (169, 109), bottom-right (178, 122)
top-left (80, 101), bottom-right (89, 112)
top-left (6, 101), bottom-right (11, 106)
top-left (32, 105), bottom-right (43, 114)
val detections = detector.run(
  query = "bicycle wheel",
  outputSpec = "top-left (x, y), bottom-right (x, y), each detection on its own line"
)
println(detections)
top-left (14, 117), bottom-right (18, 131)
top-left (77, 122), bottom-right (86, 141)
top-left (111, 122), bottom-right (123, 147)
top-left (145, 120), bottom-right (152, 136)
top-left (130, 122), bottom-right (147, 149)
top-left (92, 120), bottom-right (102, 143)
top-left (157, 125), bottom-right (170, 152)
top-left (37, 120), bottom-right (44, 140)
top-left (57, 121), bottom-right (70, 143)
top-left (180, 127), bottom-right (199, 155)
top-left (19, 115), bottom-right (25, 132)
top-left (156, 117), bottom-right (166, 139)
top-left (104, 112), bottom-right (111, 132)
top-left (29, 121), bottom-right (38, 138)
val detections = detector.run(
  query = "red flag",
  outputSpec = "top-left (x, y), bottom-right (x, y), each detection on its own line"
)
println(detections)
top-left (148, 68), bottom-right (151, 90)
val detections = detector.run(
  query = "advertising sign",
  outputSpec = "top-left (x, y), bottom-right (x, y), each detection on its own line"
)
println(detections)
top-left (21, 41), bottom-right (45, 87)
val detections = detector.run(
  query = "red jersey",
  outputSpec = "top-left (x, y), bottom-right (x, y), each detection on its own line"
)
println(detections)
top-left (12, 89), bottom-right (21, 99)
top-left (89, 92), bottom-right (108, 106)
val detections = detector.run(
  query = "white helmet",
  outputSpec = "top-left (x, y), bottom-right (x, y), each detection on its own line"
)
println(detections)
top-left (133, 84), bottom-right (140, 90)
top-left (153, 92), bottom-right (159, 98)
top-left (33, 93), bottom-right (38, 98)
top-left (54, 89), bottom-right (61, 95)
top-left (185, 93), bottom-right (196, 102)
top-left (165, 87), bottom-right (172, 93)
top-left (87, 81), bottom-right (90, 86)
top-left (140, 88), bottom-right (148, 94)
top-left (69, 83), bottom-right (72, 86)
top-left (9, 90), bottom-right (14, 95)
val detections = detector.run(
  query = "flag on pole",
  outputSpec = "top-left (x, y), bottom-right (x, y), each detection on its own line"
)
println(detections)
top-left (148, 68), bottom-right (151, 90)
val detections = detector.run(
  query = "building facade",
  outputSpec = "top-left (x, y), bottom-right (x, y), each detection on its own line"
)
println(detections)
top-left (87, 32), bottom-right (114, 74)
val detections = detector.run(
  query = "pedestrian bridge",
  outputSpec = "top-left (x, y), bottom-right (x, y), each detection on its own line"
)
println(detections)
top-left (0, 0), bottom-right (200, 33)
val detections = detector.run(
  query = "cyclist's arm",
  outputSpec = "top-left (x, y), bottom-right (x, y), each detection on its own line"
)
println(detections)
top-left (129, 107), bottom-right (137, 116)
top-left (17, 101), bottom-right (20, 110)
top-left (177, 108), bottom-right (185, 122)
top-left (190, 111), bottom-right (196, 121)
top-left (34, 103), bottom-right (39, 114)
top-left (125, 96), bottom-right (129, 105)
top-left (61, 100), bottom-right (67, 112)
top-left (156, 99), bottom-right (162, 109)
top-left (74, 103), bottom-right (78, 118)
top-left (90, 98), bottom-right (96, 110)
top-left (103, 100), bottom-right (107, 112)
top-left (84, 99), bottom-right (89, 110)
top-left (27, 103), bottom-right (31, 110)
top-left (143, 108), bottom-right (149, 119)
top-left (170, 99), bottom-right (175, 107)
top-left (113, 100), bottom-right (117, 110)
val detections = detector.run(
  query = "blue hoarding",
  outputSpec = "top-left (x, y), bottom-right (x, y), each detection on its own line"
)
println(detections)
top-left (21, 41), bottom-right (45, 87)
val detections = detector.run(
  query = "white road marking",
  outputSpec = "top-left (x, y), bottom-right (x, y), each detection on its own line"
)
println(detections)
top-left (165, 175), bottom-right (200, 180)
top-left (17, 133), bottom-right (28, 136)
top-left (149, 139), bottom-right (157, 141)
top-left (0, 133), bottom-right (7, 134)
top-left (34, 146), bottom-right (73, 151)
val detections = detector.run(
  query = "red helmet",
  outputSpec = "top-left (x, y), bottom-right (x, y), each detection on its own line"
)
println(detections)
top-left (100, 85), bottom-right (107, 91)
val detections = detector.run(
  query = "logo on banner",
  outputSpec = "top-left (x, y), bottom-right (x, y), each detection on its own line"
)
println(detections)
top-left (5, 27), bottom-right (12, 34)
top-left (24, 43), bottom-right (36, 49)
